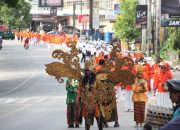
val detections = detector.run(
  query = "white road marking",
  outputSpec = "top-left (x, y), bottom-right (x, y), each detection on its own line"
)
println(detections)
top-left (0, 96), bottom-right (66, 104)
top-left (0, 71), bottom-right (36, 96)
top-left (0, 104), bottom-right (32, 119)
top-left (4, 99), bottom-right (17, 103)
top-left (16, 98), bottom-right (32, 103)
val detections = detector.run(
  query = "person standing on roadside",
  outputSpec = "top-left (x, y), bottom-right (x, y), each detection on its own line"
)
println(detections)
top-left (0, 36), bottom-right (3, 50)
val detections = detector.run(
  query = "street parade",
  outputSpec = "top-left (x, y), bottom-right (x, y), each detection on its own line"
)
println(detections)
top-left (0, 0), bottom-right (180, 130)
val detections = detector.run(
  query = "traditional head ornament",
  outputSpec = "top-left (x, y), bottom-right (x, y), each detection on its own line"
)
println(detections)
top-left (136, 65), bottom-right (144, 75)
top-left (85, 56), bottom-right (96, 73)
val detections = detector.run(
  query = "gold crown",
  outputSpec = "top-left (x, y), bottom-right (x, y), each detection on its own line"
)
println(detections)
top-left (85, 56), bottom-right (96, 72)
top-left (136, 65), bottom-right (144, 74)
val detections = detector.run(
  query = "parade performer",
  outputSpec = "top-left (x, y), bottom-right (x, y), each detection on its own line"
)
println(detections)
top-left (122, 59), bottom-right (136, 112)
top-left (66, 78), bottom-right (80, 128)
top-left (45, 39), bottom-right (136, 130)
top-left (81, 68), bottom-right (103, 130)
top-left (24, 37), bottom-right (29, 49)
top-left (95, 58), bottom-right (119, 128)
top-left (132, 65), bottom-right (148, 128)
top-left (159, 80), bottom-right (180, 130)
top-left (154, 62), bottom-right (173, 108)
top-left (142, 59), bottom-right (151, 92)
top-left (151, 59), bottom-right (160, 94)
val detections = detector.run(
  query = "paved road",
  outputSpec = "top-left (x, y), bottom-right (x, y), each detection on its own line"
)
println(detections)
top-left (0, 40), bottom-right (179, 130)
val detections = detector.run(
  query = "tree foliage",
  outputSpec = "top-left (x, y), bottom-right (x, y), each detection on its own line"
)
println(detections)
top-left (0, 0), bottom-right (19, 7)
top-left (163, 27), bottom-right (180, 54)
top-left (114, 0), bottom-right (141, 42)
top-left (0, 0), bottom-right (32, 29)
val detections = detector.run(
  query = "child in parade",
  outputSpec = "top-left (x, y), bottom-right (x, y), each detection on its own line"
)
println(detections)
top-left (66, 78), bottom-right (80, 128)
top-left (132, 66), bottom-right (148, 128)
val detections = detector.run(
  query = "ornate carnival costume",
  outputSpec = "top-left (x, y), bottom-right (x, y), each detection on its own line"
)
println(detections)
top-left (45, 39), bottom-right (136, 130)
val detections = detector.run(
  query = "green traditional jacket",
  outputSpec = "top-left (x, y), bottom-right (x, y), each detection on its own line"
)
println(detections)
top-left (66, 78), bottom-right (79, 104)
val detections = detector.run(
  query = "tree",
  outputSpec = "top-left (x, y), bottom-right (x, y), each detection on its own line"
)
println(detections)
top-left (0, 0), bottom-right (19, 8)
top-left (114, 0), bottom-right (141, 43)
top-left (1, 0), bottom-right (32, 30)
top-left (160, 27), bottom-right (180, 61)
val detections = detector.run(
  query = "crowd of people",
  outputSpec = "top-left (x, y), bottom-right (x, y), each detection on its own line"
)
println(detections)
top-left (9, 31), bottom-right (180, 130)
top-left (63, 40), bottom-right (178, 130)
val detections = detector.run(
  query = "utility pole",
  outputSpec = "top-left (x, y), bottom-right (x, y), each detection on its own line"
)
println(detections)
top-left (73, 2), bottom-right (76, 34)
top-left (141, 0), bottom-right (147, 54)
top-left (89, 0), bottom-right (93, 35)
top-left (155, 0), bottom-right (161, 59)
top-left (147, 0), bottom-right (152, 56)
top-left (80, 0), bottom-right (83, 14)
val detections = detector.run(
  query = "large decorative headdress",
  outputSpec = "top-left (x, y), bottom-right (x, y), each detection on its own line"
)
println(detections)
top-left (45, 39), bottom-right (136, 86)
top-left (136, 64), bottom-right (144, 75)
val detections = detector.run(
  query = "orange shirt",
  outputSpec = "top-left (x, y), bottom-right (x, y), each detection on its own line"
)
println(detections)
top-left (155, 70), bottom-right (173, 92)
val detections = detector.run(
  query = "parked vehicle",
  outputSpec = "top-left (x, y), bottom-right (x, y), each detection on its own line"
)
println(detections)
top-left (0, 31), bottom-right (15, 40)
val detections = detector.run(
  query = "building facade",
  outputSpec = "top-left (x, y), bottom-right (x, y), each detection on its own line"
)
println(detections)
top-left (28, 0), bottom-right (118, 33)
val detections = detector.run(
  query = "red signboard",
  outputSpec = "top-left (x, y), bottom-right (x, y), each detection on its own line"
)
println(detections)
top-left (78, 14), bottom-right (89, 23)
top-left (0, 25), bottom-right (8, 31)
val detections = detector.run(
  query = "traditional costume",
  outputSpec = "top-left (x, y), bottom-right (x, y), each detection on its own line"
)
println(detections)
top-left (132, 65), bottom-right (148, 128)
top-left (81, 69), bottom-right (103, 130)
top-left (154, 62), bottom-right (173, 108)
top-left (66, 78), bottom-right (80, 128)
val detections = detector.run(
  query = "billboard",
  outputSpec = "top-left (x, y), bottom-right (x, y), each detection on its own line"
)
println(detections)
top-left (39, 0), bottom-right (63, 7)
top-left (105, 11), bottom-right (116, 20)
top-left (114, 2), bottom-right (121, 14)
top-left (78, 14), bottom-right (89, 23)
top-left (161, 0), bottom-right (180, 18)
top-left (136, 5), bottom-right (147, 28)
top-left (50, 6), bottom-right (57, 17)
top-left (161, 19), bottom-right (180, 27)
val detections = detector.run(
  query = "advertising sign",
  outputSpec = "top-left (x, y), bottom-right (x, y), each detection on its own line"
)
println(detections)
top-left (39, 0), bottom-right (63, 7)
top-left (50, 6), bottom-right (57, 17)
top-left (161, 19), bottom-right (180, 27)
top-left (93, 13), bottom-right (99, 29)
top-left (114, 2), bottom-right (121, 14)
top-left (161, 0), bottom-right (180, 18)
top-left (105, 11), bottom-right (116, 20)
top-left (78, 14), bottom-right (89, 23)
top-left (136, 5), bottom-right (147, 28)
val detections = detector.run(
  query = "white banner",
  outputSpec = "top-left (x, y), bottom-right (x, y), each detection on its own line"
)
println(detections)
top-left (105, 11), bottom-right (116, 20)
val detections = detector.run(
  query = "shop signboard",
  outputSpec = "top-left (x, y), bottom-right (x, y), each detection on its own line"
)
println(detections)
top-left (39, 0), bottom-right (63, 7)
top-left (161, 19), bottom-right (180, 27)
top-left (78, 14), bottom-right (89, 23)
top-left (161, 0), bottom-right (180, 18)
top-left (136, 5), bottom-right (147, 29)
top-left (50, 6), bottom-right (57, 17)
top-left (114, 2), bottom-right (121, 14)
